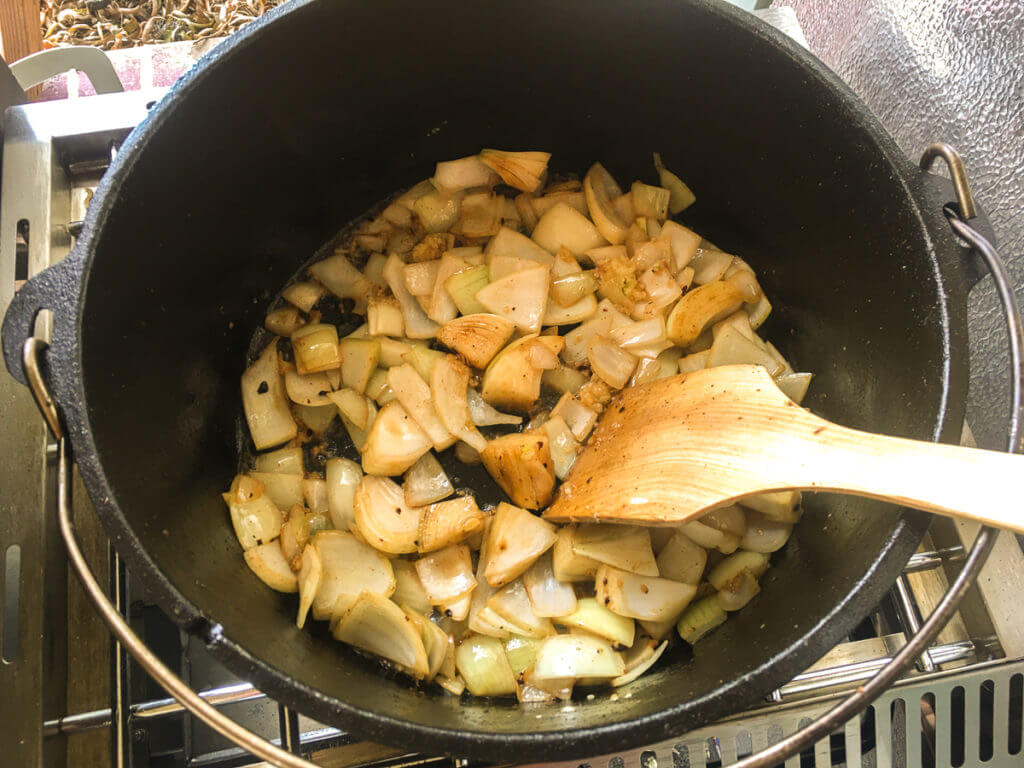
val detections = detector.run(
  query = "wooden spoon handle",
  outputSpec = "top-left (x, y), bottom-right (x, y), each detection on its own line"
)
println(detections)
top-left (781, 422), bottom-right (1024, 532)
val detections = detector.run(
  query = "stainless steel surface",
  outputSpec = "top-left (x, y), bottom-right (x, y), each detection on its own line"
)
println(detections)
top-left (4, 79), bottom-right (1024, 767)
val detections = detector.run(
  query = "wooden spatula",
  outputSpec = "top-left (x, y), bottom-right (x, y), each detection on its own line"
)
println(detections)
top-left (542, 364), bottom-right (1024, 533)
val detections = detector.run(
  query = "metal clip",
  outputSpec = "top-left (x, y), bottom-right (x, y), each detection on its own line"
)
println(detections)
top-left (920, 142), bottom-right (978, 220)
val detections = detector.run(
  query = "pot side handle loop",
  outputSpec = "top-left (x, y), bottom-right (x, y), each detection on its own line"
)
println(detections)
top-left (2, 251), bottom-right (83, 387)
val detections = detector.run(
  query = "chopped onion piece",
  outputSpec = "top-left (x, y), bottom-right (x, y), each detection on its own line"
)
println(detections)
top-left (224, 489), bottom-right (282, 551)
top-left (415, 544), bottom-right (476, 604)
top-left (479, 334), bottom-right (545, 412)
top-left (402, 609), bottom-right (450, 679)
top-left (279, 503), bottom-right (310, 563)
top-left (430, 355), bottom-right (487, 452)
top-left (739, 490), bottom-right (803, 523)
top-left (453, 191), bottom-right (504, 238)
top-left (629, 356), bottom-right (662, 386)
top-left (387, 363), bottom-right (454, 450)
top-left (717, 570), bottom-right (761, 611)
top-left (481, 433), bottom-right (556, 510)
top-left (595, 252), bottom-right (647, 314)
top-left (360, 399), bottom-right (430, 473)
top-left (706, 325), bottom-right (783, 375)
top-left (413, 189), bottom-right (461, 233)
top-left (740, 509), bottom-right (794, 553)
top-left (428, 252), bottom-right (470, 324)
top-left (485, 226), bottom-right (555, 266)
top-left (437, 313), bottom-right (514, 370)
top-left (282, 281), bottom-right (325, 312)
top-left (479, 149), bottom-right (551, 193)
top-left (248, 471), bottom-right (304, 510)
top-left (587, 335), bottom-right (638, 389)
top-left (612, 640), bottom-right (668, 687)
top-left (296, 544), bottom-right (322, 627)
top-left (433, 155), bottom-right (499, 192)
top-left (533, 634), bottom-right (624, 680)
top-left (404, 452), bottom-right (453, 506)
top-left (561, 298), bottom-right (629, 365)
top-left (285, 370), bottom-right (334, 406)
top-left (585, 244), bottom-right (629, 267)
top-left (550, 271), bottom-right (596, 307)
top-left (265, 307), bottom-right (304, 337)
top-left (456, 635), bottom-right (517, 696)
top-left (679, 350), bottom-right (709, 373)
top-left (486, 580), bottom-right (554, 638)
top-left (505, 635), bottom-right (544, 674)
top-left (475, 265), bottom-right (550, 333)
top-left (392, 558), bottom-right (432, 615)
top-left (550, 393), bottom-right (598, 441)
top-left (293, 403), bottom-right (336, 435)
top-left (401, 345), bottom-right (446, 382)
top-left (253, 446), bottom-right (303, 475)
top-left (631, 181), bottom-right (670, 221)
top-left (690, 249), bottom-right (734, 285)
top-left (242, 342), bottom-right (298, 450)
top-left (333, 591), bottom-right (429, 678)
top-left (775, 372), bottom-right (813, 404)
top-left (677, 595), bottom-right (727, 643)
top-left (666, 280), bottom-right (746, 347)
top-left (765, 340), bottom-right (794, 375)
top-left (522, 551), bottom-right (577, 618)
top-left (541, 416), bottom-right (581, 481)
top-left (326, 388), bottom-right (370, 429)
top-left (659, 221), bottom-right (701, 273)
top-left (467, 387), bottom-right (522, 426)
top-left (656, 530), bottom-right (708, 585)
top-left (291, 323), bottom-right (341, 375)
top-left (558, 597), bottom-right (635, 647)
top-left (638, 261), bottom-right (682, 314)
top-left (532, 202), bottom-right (607, 255)
top-left (572, 525), bottom-right (658, 576)
top-left (444, 265), bottom-right (490, 316)
top-left (708, 551), bottom-right (770, 590)
top-left (367, 295), bottom-right (405, 337)
top-left (747, 293), bottom-right (772, 329)
top-left (309, 253), bottom-right (372, 301)
top-left (584, 163), bottom-right (629, 245)
top-left (595, 565), bottom-right (696, 622)
top-left (454, 441), bottom-right (482, 464)
top-left (515, 193), bottom-right (539, 232)
top-left (311, 530), bottom-right (394, 620)
top-left (325, 458), bottom-right (361, 531)
top-left (484, 502), bottom-right (558, 588)
top-left (552, 526), bottom-right (601, 582)
top-left (679, 520), bottom-right (739, 554)
top-left (609, 316), bottom-right (667, 349)
top-left (365, 369), bottom-right (395, 405)
top-left (383, 254), bottom-right (440, 339)
top-left (418, 495), bottom-right (484, 553)
top-left (353, 475), bottom-right (423, 554)
top-left (244, 541), bottom-right (298, 592)
top-left (543, 292), bottom-right (598, 326)
top-left (340, 399), bottom-right (377, 452)
top-left (532, 191), bottom-right (588, 218)
top-left (652, 152), bottom-right (696, 213)
top-left (302, 478), bottom-right (328, 518)
top-left (542, 364), bottom-right (589, 395)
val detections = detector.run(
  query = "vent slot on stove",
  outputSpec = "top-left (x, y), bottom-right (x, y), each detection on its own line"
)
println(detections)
top-left (2, 543), bottom-right (20, 662)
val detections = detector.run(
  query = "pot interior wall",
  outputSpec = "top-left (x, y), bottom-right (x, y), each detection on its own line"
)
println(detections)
top-left (77, 0), bottom-right (946, 753)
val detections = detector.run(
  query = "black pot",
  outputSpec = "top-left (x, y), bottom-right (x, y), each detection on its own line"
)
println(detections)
top-left (2, 0), bottom-right (987, 760)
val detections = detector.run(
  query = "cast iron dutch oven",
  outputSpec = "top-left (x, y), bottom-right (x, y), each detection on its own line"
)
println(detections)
top-left (2, 0), bottom-right (988, 760)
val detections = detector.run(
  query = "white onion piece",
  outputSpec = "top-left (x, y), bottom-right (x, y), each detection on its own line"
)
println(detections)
top-left (367, 295), bottom-right (405, 337)
top-left (665, 280), bottom-right (746, 347)
top-left (484, 502), bottom-right (558, 588)
top-left (739, 490), bottom-right (803, 523)
top-left (253, 446), bottom-right (303, 475)
top-left (353, 475), bottom-right (423, 554)
top-left (712, 310), bottom-right (755, 340)
top-left (241, 342), bottom-right (297, 450)
top-left (595, 565), bottom-right (696, 621)
top-left (678, 350), bottom-right (709, 374)
top-left (293, 403), bottom-right (336, 435)
top-left (659, 221), bottom-right (701, 272)
top-left (413, 189), bottom-right (462, 233)
top-left (612, 640), bottom-right (668, 687)
top-left (404, 260), bottom-right (439, 297)
top-left (365, 369), bottom-right (394, 405)
top-left (487, 579), bottom-right (555, 638)
top-left (327, 388), bottom-right (371, 430)
top-left (485, 226), bottom-right (555, 266)
top-left (571, 525), bottom-right (658, 576)
top-left (418, 495), bottom-right (485, 553)
top-left (587, 335), bottom-right (638, 389)
top-left (584, 163), bottom-right (629, 245)
top-left (414, 544), bottom-right (476, 604)
top-left (561, 299), bottom-right (630, 365)
top-left (296, 544), bottom-right (322, 628)
top-left (522, 551), bottom-right (577, 618)
top-left (747, 293), bottom-right (772, 329)
top-left (223, 490), bottom-right (282, 551)
top-left (309, 253), bottom-right (372, 300)
top-left (480, 432), bottom-right (556, 510)
top-left (437, 313), bottom-right (515, 370)
top-left (701, 506), bottom-right (748, 538)
top-left (475, 265), bottom-right (550, 333)
top-left (632, 238), bottom-right (672, 272)
top-left (333, 592), bottom-right (429, 678)
top-left (487, 255), bottom-right (534, 282)
top-left (439, 590), bottom-right (472, 622)
top-left (558, 597), bottom-right (635, 648)
top-left (339, 338), bottom-right (381, 394)
top-left (453, 191), bottom-right (503, 238)
top-left (609, 316), bottom-right (667, 349)
top-left (428, 252), bottom-right (470, 325)
top-left (551, 526), bottom-right (601, 582)
top-left (302, 478), bottom-right (328, 517)
top-left (248, 472), bottom-right (304, 510)
top-left (454, 441), bottom-right (482, 465)
top-left (532, 202), bottom-right (607, 255)
top-left (387, 363), bottom-right (454, 450)
top-left (383, 254), bottom-right (440, 339)
top-left (279, 504), bottom-right (310, 563)
top-left (504, 636), bottom-right (543, 674)
top-left (244, 541), bottom-right (298, 592)
top-left (707, 326), bottom-right (783, 375)
top-left (282, 281), bottom-right (326, 312)
top-left (656, 530), bottom-right (708, 585)
top-left (541, 415), bottom-right (581, 481)
top-left (629, 357), bottom-right (662, 386)
top-left (340, 399), bottom-right (377, 453)
top-left (360, 401), bottom-right (432, 477)
top-left (689, 249), bottom-right (734, 285)
top-left (677, 595), bottom-right (728, 642)
top-left (478, 334), bottom-right (545, 412)
top-left (549, 393), bottom-right (598, 441)
top-left (430, 355), bottom-right (487, 452)
top-left (404, 452), bottom-right (453, 507)
top-left (479, 149), bottom-right (551, 193)
top-left (392, 558), bottom-right (432, 615)
top-left (433, 155), bottom-right (499, 192)
top-left (640, 618), bottom-right (677, 642)
top-left (638, 262), bottom-right (682, 313)
top-left (284, 370), bottom-right (334, 407)
top-left (775, 372), bottom-right (813, 405)
top-left (679, 520), bottom-right (735, 553)
top-left (740, 509), bottom-right (794, 553)
top-left (543, 292), bottom-right (598, 326)
top-left (311, 530), bottom-right (394, 620)
top-left (585, 244), bottom-right (629, 267)
top-left (402, 609), bottom-right (450, 679)
top-left (708, 551), bottom-right (770, 589)
top-left (467, 387), bottom-right (522, 426)
top-left (542, 364), bottom-right (589, 395)
top-left (716, 570), bottom-right (761, 612)
top-left (533, 634), bottom-right (624, 680)
top-left (467, 519), bottom-right (505, 637)
top-left (375, 337), bottom-right (415, 368)
top-left (652, 152), bottom-right (696, 213)
top-left (456, 635), bottom-right (517, 696)
top-left (265, 307), bottom-right (305, 337)
top-left (631, 181), bottom-right (670, 220)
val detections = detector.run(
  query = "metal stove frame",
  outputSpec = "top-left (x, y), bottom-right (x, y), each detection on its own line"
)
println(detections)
top-left (3, 88), bottom-right (1024, 768)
